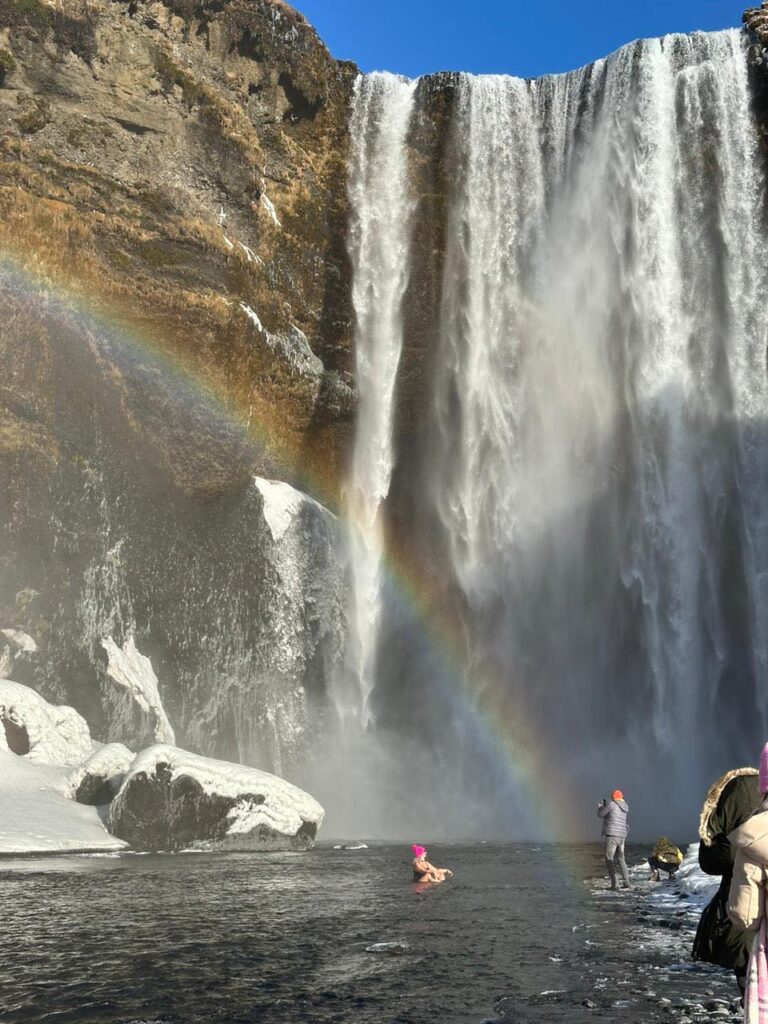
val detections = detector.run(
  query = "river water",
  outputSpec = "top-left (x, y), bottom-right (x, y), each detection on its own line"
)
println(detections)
top-left (0, 843), bottom-right (742, 1023)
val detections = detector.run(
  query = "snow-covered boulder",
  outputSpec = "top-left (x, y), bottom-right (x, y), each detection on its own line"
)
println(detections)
top-left (100, 636), bottom-right (175, 747)
top-left (109, 744), bottom-right (324, 852)
top-left (66, 742), bottom-right (135, 805)
top-left (0, 679), bottom-right (92, 765)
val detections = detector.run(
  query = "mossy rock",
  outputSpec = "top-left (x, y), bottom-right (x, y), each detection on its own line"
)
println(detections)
top-left (140, 241), bottom-right (181, 269)
top-left (15, 96), bottom-right (50, 134)
top-left (0, 0), bottom-right (52, 31)
top-left (0, 48), bottom-right (14, 87)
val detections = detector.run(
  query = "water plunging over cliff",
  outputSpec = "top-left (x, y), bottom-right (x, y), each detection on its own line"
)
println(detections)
top-left (345, 29), bottom-right (768, 838)
top-left (344, 73), bottom-right (417, 724)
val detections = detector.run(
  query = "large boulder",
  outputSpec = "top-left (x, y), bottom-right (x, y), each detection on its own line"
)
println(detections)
top-left (109, 744), bottom-right (324, 852)
top-left (66, 742), bottom-right (135, 806)
top-left (0, 679), bottom-right (92, 765)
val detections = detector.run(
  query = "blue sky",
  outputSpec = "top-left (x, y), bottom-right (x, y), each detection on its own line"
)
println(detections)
top-left (297, 1), bottom-right (742, 78)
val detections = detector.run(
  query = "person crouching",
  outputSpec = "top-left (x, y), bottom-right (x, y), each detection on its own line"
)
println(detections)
top-left (649, 837), bottom-right (684, 881)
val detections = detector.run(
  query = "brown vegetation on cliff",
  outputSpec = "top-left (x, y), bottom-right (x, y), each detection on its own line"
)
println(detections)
top-left (0, 0), bottom-right (356, 497)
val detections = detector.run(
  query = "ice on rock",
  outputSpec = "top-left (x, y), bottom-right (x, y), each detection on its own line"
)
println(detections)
top-left (259, 191), bottom-right (281, 228)
top-left (66, 742), bottom-right (135, 805)
top-left (101, 636), bottom-right (175, 746)
top-left (239, 302), bottom-right (265, 333)
top-left (0, 679), bottom-right (92, 765)
top-left (0, 628), bottom-right (38, 679)
top-left (254, 477), bottom-right (308, 542)
top-left (109, 744), bottom-right (325, 852)
top-left (1, 629), bottom-right (37, 653)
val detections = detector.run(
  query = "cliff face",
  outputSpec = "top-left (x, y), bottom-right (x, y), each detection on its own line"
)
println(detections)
top-left (0, 0), bottom-right (354, 769)
top-left (0, 0), bottom-right (356, 498)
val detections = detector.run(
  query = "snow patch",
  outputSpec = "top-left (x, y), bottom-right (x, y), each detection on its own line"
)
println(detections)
top-left (0, 751), bottom-right (128, 854)
top-left (223, 235), bottom-right (234, 250)
top-left (65, 742), bottom-right (135, 801)
top-left (0, 679), bottom-right (92, 765)
top-left (240, 302), bottom-right (265, 333)
top-left (675, 843), bottom-right (718, 902)
top-left (101, 636), bottom-right (175, 745)
top-left (260, 191), bottom-right (281, 228)
top-left (1, 629), bottom-right (37, 653)
top-left (254, 478), bottom-right (307, 542)
top-left (237, 241), bottom-right (261, 264)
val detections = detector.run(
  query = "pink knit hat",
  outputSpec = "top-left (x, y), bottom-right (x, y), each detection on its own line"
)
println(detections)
top-left (411, 844), bottom-right (426, 858)
top-left (759, 743), bottom-right (768, 794)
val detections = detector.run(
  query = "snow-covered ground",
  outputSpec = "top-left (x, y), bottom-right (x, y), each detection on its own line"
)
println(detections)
top-left (0, 750), bottom-right (127, 854)
top-left (674, 843), bottom-right (719, 902)
top-left (0, 679), bottom-right (126, 854)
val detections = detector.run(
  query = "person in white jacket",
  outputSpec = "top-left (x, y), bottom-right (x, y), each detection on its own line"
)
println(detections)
top-left (727, 743), bottom-right (768, 1019)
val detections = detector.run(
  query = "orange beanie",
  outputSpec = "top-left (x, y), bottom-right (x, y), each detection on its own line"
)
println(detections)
top-left (612, 789), bottom-right (624, 801)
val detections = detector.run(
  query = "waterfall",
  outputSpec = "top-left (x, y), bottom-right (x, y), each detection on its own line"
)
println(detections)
top-left (344, 73), bottom-right (417, 724)
top-left (346, 29), bottom-right (768, 838)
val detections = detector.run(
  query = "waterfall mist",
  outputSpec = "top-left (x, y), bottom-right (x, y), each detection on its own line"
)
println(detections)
top-left (339, 29), bottom-right (768, 840)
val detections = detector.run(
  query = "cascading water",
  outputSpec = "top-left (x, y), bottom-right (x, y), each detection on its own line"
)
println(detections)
top-left (345, 29), bottom-right (768, 838)
top-left (344, 72), bottom-right (417, 724)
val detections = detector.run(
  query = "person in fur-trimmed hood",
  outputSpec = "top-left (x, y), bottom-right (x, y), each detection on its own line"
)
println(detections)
top-left (692, 765), bottom-right (762, 996)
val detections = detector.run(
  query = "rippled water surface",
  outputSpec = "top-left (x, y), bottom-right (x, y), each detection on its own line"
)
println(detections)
top-left (0, 843), bottom-right (742, 1023)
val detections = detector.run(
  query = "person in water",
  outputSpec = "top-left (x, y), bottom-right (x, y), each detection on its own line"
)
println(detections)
top-left (692, 764), bottom-right (762, 997)
top-left (649, 836), bottom-right (684, 881)
top-left (727, 744), bottom-right (768, 1017)
top-left (411, 844), bottom-right (453, 883)
top-left (598, 789), bottom-right (632, 890)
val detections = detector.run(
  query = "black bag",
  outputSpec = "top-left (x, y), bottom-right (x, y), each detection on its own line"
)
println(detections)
top-left (692, 885), bottom-right (751, 971)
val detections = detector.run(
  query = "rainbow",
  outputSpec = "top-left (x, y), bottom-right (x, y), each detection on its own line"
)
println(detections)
top-left (0, 246), bottom-right (585, 845)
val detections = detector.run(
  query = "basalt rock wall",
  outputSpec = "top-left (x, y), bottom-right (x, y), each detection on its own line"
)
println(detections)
top-left (0, 0), bottom-right (353, 773)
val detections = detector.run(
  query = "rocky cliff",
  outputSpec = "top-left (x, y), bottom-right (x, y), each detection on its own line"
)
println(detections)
top-left (0, 0), bottom-right (356, 497)
top-left (0, 0), bottom-right (354, 774)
